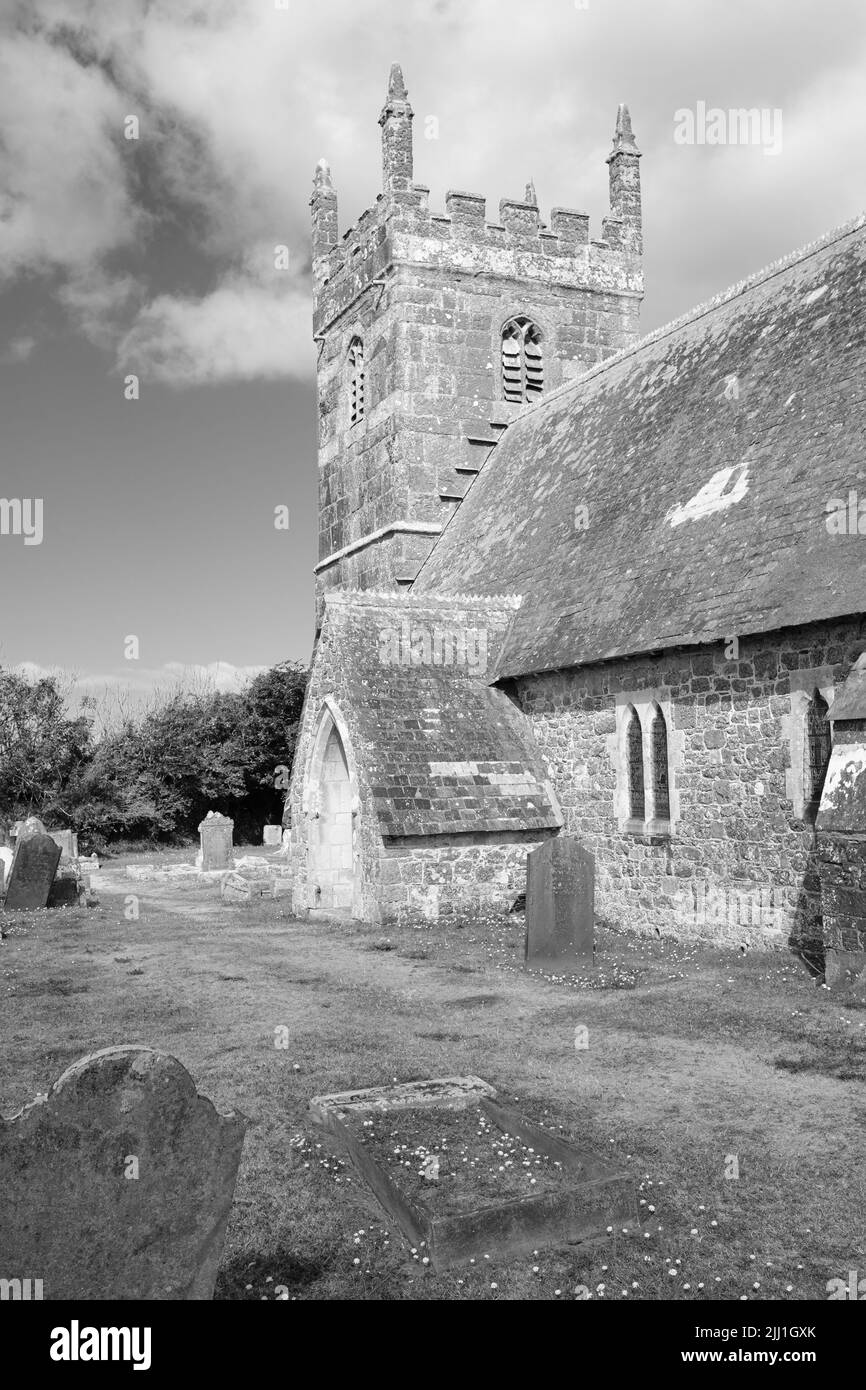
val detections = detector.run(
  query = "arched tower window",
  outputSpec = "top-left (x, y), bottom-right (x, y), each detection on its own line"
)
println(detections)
top-left (650, 704), bottom-right (671, 822)
top-left (626, 706), bottom-right (645, 822)
top-left (501, 317), bottom-right (543, 403)
top-left (805, 690), bottom-right (831, 812)
top-left (348, 337), bottom-right (365, 425)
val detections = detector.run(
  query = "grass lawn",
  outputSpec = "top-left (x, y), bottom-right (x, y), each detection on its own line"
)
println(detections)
top-left (2, 855), bottom-right (865, 1302)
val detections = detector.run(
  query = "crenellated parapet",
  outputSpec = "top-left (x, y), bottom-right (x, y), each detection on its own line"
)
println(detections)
top-left (313, 179), bottom-right (642, 335)
top-left (309, 65), bottom-right (645, 607)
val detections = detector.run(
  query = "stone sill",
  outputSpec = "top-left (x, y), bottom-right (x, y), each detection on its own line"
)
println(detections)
top-left (624, 818), bottom-right (673, 843)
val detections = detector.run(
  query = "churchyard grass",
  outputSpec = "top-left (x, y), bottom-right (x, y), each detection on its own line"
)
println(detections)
top-left (1, 854), bottom-right (863, 1301)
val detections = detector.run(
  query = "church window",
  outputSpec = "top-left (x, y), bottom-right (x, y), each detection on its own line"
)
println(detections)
top-left (804, 690), bottom-right (831, 813)
top-left (650, 704), bottom-right (671, 822)
top-left (348, 337), bottom-right (365, 425)
top-left (501, 317), bottom-right (543, 403)
top-left (626, 706), bottom-right (645, 822)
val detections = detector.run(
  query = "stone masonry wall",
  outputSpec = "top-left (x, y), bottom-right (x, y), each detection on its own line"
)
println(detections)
top-left (378, 835), bottom-right (548, 928)
top-left (516, 618), bottom-right (866, 950)
top-left (314, 181), bottom-right (642, 606)
top-left (290, 591), bottom-right (557, 926)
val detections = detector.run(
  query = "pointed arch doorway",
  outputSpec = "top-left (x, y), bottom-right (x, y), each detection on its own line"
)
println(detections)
top-left (305, 702), bottom-right (360, 919)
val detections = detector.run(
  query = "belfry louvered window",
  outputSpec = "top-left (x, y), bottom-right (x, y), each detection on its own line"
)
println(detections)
top-left (501, 317), bottom-right (543, 403)
top-left (348, 337), bottom-right (365, 425)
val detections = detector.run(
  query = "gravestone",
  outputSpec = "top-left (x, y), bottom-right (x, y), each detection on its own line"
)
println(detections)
top-left (0, 1046), bottom-right (248, 1300)
top-left (48, 829), bottom-right (78, 859)
top-left (18, 815), bottom-right (48, 840)
top-left (4, 832), bottom-right (62, 909)
top-left (525, 836), bottom-right (594, 971)
top-left (263, 824), bottom-right (283, 847)
top-left (0, 824), bottom-right (12, 896)
top-left (221, 872), bottom-right (257, 904)
top-left (47, 877), bottom-right (80, 908)
top-left (198, 811), bottom-right (234, 871)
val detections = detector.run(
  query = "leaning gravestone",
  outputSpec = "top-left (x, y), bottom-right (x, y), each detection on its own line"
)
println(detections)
top-left (263, 824), bottom-right (283, 847)
top-left (4, 831), bottom-right (62, 909)
top-left (0, 1046), bottom-right (248, 1300)
top-left (525, 836), bottom-right (594, 971)
top-left (198, 811), bottom-right (234, 871)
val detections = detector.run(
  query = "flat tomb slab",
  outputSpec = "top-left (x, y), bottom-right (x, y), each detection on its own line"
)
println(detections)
top-left (308, 1080), bottom-right (635, 1269)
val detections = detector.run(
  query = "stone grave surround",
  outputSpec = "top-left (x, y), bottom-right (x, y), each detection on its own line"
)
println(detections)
top-left (0, 1046), bottom-right (248, 1300)
top-left (309, 1076), bottom-right (635, 1268)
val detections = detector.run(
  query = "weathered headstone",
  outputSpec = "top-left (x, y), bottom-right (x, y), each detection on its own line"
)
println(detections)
top-left (0, 1046), bottom-right (248, 1300)
top-left (18, 816), bottom-right (48, 840)
top-left (198, 811), bottom-right (234, 871)
top-left (0, 825), bottom-right (12, 896)
top-left (263, 824), bottom-right (283, 847)
top-left (4, 832), bottom-right (62, 909)
top-left (47, 829), bottom-right (78, 859)
top-left (221, 872), bottom-right (256, 904)
top-left (525, 836), bottom-right (594, 971)
top-left (46, 876), bottom-right (80, 908)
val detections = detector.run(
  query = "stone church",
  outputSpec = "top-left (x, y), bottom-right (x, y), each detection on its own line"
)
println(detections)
top-left (288, 64), bottom-right (866, 969)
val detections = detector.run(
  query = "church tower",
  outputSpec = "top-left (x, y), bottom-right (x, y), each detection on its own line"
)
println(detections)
top-left (311, 66), bottom-right (643, 617)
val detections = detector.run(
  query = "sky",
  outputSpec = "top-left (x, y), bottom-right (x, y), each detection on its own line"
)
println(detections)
top-left (1, 0), bottom-right (865, 707)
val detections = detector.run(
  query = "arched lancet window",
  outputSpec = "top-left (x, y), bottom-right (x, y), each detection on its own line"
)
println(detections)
top-left (805, 690), bottom-right (831, 811)
top-left (626, 706), bottom-right (645, 822)
top-left (650, 704), bottom-right (671, 822)
top-left (501, 316), bottom-right (543, 403)
top-left (348, 336), bottom-right (365, 425)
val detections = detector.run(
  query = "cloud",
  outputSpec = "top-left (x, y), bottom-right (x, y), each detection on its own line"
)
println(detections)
top-left (58, 270), bottom-right (144, 353)
top-left (0, 27), bottom-right (142, 282)
top-left (118, 253), bottom-right (315, 385)
top-left (13, 659), bottom-right (266, 698)
top-left (4, 0), bottom-right (866, 381)
top-left (0, 335), bottom-right (37, 364)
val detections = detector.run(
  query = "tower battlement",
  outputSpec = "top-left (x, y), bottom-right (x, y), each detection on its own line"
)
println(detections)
top-left (310, 68), bottom-right (644, 614)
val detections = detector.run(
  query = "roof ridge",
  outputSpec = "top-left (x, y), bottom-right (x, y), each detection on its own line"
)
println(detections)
top-left (324, 589), bottom-right (523, 607)
top-left (513, 210), bottom-right (866, 420)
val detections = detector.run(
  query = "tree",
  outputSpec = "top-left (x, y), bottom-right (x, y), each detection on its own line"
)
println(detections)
top-left (0, 668), bottom-right (93, 823)
top-left (0, 660), bottom-right (308, 849)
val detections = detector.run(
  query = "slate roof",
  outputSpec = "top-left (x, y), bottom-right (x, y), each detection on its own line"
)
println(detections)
top-left (317, 592), bottom-right (561, 837)
top-left (413, 216), bottom-right (866, 679)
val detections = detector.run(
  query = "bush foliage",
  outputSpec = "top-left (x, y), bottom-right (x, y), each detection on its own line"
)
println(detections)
top-left (0, 663), bottom-right (307, 851)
